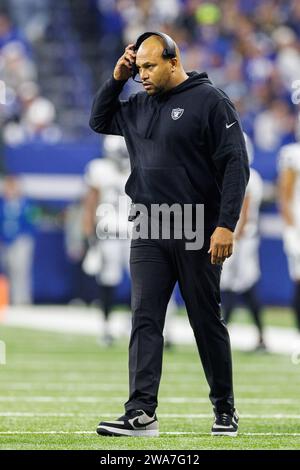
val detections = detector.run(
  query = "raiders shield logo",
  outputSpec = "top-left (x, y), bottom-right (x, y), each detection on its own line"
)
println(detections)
top-left (171, 108), bottom-right (184, 120)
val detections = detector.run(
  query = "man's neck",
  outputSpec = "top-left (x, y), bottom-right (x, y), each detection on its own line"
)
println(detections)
top-left (167, 70), bottom-right (189, 91)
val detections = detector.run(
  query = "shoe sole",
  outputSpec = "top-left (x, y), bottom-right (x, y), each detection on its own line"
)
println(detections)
top-left (211, 431), bottom-right (238, 437)
top-left (97, 425), bottom-right (159, 437)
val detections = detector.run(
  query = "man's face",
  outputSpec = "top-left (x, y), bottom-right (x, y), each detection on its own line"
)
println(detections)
top-left (135, 39), bottom-right (174, 95)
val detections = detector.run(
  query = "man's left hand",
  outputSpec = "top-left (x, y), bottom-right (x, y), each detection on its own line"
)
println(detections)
top-left (208, 227), bottom-right (234, 265)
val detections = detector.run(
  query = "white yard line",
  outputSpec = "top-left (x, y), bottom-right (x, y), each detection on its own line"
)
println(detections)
top-left (0, 431), bottom-right (300, 437)
top-left (163, 397), bottom-right (300, 404)
top-left (0, 396), bottom-right (298, 404)
top-left (5, 362), bottom-right (295, 371)
top-left (3, 382), bottom-right (299, 391)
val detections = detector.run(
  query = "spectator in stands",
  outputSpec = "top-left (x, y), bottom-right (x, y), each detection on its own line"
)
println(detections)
top-left (254, 100), bottom-right (296, 152)
top-left (0, 10), bottom-right (31, 54)
top-left (2, 95), bottom-right (62, 145)
top-left (1, 0), bottom-right (299, 148)
top-left (0, 41), bottom-right (37, 91)
top-left (8, 0), bottom-right (50, 42)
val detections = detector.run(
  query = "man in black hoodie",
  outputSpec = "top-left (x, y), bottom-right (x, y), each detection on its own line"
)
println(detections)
top-left (90, 33), bottom-right (249, 437)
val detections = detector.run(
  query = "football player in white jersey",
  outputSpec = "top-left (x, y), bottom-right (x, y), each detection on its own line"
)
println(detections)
top-left (278, 142), bottom-right (300, 333)
top-left (221, 133), bottom-right (266, 350)
top-left (83, 135), bottom-right (131, 345)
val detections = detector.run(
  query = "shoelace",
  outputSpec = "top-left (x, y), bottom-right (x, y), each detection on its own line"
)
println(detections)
top-left (118, 411), bottom-right (137, 421)
top-left (216, 413), bottom-right (231, 425)
top-left (124, 410), bottom-right (143, 420)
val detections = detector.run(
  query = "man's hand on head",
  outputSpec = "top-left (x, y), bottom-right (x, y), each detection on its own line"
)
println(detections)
top-left (208, 227), bottom-right (234, 265)
top-left (113, 44), bottom-right (136, 81)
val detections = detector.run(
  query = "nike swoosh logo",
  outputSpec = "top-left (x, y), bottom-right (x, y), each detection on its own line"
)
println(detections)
top-left (131, 417), bottom-right (156, 429)
top-left (226, 121), bottom-right (237, 129)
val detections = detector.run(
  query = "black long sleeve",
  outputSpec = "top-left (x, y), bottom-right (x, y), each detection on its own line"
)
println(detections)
top-left (89, 76), bottom-right (129, 136)
top-left (207, 98), bottom-right (250, 232)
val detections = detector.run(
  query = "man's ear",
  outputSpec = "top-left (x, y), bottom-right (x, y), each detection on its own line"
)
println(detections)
top-left (170, 57), bottom-right (177, 71)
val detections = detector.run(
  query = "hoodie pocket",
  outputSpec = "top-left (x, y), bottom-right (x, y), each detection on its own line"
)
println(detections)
top-left (125, 166), bottom-right (139, 200)
top-left (126, 166), bottom-right (200, 205)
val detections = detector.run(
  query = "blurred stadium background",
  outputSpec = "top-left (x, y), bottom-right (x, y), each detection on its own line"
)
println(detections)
top-left (1, 0), bottom-right (300, 450)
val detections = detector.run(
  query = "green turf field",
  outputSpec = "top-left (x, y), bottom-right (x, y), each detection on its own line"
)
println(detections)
top-left (176, 306), bottom-right (297, 329)
top-left (0, 323), bottom-right (300, 450)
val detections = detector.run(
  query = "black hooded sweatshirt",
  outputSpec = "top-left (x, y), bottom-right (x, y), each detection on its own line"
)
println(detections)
top-left (89, 71), bottom-right (249, 233)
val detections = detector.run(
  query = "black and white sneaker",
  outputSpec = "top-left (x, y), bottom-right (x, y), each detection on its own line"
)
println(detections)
top-left (96, 409), bottom-right (159, 437)
top-left (211, 410), bottom-right (239, 437)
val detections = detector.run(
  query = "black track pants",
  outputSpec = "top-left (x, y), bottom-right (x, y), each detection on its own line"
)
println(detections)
top-left (124, 235), bottom-right (234, 415)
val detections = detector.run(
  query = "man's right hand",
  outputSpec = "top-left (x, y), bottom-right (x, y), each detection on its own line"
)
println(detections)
top-left (113, 44), bottom-right (136, 81)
